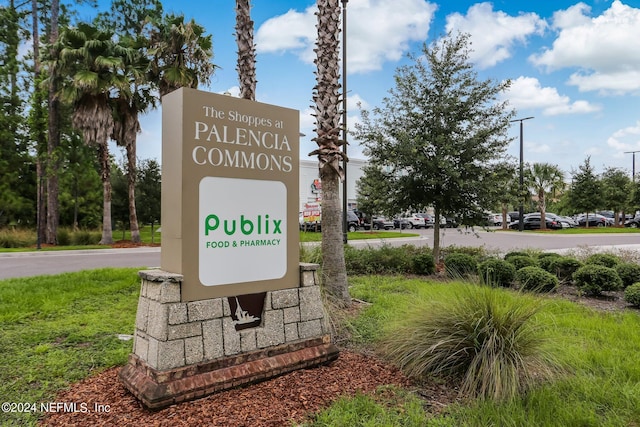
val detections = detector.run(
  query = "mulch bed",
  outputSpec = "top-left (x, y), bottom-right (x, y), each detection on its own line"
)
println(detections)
top-left (40, 351), bottom-right (430, 427)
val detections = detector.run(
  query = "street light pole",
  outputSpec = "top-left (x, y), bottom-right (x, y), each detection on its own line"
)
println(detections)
top-left (624, 150), bottom-right (640, 182)
top-left (510, 116), bottom-right (534, 232)
top-left (341, 0), bottom-right (348, 244)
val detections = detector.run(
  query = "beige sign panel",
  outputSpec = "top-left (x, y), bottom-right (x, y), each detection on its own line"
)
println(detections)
top-left (161, 88), bottom-right (300, 302)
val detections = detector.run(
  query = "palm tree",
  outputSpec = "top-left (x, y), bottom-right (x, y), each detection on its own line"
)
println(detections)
top-left (311, 0), bottom-right (350, 306)
top-left (111, 36), bottom-right (154, 244)
top-left (235, 0), bottom-right (257, 100)
top-left (526, 162), bottom-right (565, 230)
top-left (54, 23), bottom-right (134, 244)
top-left (147, 14), bottom-right (216, 98)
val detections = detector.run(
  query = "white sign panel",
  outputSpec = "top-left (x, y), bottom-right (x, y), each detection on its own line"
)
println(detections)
top-left (199, 176), bottom-right (287, 286)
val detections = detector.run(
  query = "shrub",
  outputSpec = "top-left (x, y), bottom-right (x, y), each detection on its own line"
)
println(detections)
top-left (548, 257), bottom-right (583, 283)
top-left (624, 283), bottom-right (640, 307)
top-left (0, 229), bottom-right (34, 248)
top-left (516, 266), bottom-right (559, 293)
top-left (507, 255), bottom-right (538, 271)
top-left (615, 263), bottom-right (640, 288)
top-left (440, 245), bottom-right (488, 259)
top-left (444, 252), bottom-right (477, 278)
top-left (504, 251), bottom-right (532, 260)
top-left (584, 253), bottom-right (621, 268)
top-left (381, 286), bottom-right (559, 401)
top-left (411, 249), bottom-right (436, 275)
top-left (537, 253), bottom-right (562, 272)
top-left (343, 245), bottom-right (434, 276)
top-left (477, 258), bottom-right (516, 287)
top-left (57, 228), bottom-right (71, 246)
top-left (71, 230), bottom-right (101, 246)
top-left (572, 264), bottom-right (623, 296)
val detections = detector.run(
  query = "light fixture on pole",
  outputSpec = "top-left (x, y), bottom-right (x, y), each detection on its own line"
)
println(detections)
top-left (341, 0), bottom-right (348, 244)
top-left (510, 116), bottom-right (534, 232)
top-left (624, 150), bottom-right (640, 182)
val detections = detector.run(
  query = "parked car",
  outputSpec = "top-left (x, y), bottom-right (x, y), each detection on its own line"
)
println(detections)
top-left (487, 213), bottom-right (511, 226)
top-left (346, 210), bottom-right (360, 232)
top-left (508, 211), bottom-right (523, 222)
top-left (442, 216), bottom-right (459, 228)
top-left (576, 213), bottom-right (613, 227)
top-left (363, 216), bottom-right (394, 230)
top-left (508, 213), bottom-right (563, 230)
top-left (625, 215), bottom-right (640, 228)
top-left (416, 213), bottom-right (436, 228)
top-left (543, 212), bottom-right (575, 228)
top-left (393, 217), bottom-right (411, 229)
top-left (401, 213), bottom-right (426, 229)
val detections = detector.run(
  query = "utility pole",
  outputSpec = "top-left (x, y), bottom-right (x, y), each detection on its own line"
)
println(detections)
top-left (624, 150), bottom-right (640, 182)
top-left (510, 117), bottom-right (534, 232)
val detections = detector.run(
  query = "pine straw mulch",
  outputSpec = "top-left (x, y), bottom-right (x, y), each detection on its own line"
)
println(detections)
top-left (39, 350), bottom-right (460, 427)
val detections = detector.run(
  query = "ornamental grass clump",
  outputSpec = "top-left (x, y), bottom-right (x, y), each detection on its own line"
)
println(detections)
top-left (381, 286), bottom-right (559, 401)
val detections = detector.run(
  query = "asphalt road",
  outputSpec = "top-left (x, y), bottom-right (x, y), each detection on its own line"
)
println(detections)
top-left (1, 228), bottom-right (639, 280)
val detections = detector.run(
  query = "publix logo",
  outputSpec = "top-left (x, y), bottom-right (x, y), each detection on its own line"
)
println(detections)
top-left (204, 214), bottom-right (283, 236)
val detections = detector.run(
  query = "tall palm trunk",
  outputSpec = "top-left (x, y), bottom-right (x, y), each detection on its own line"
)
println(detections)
top-left (113, 99), bottom-right (141, 243)
top-left (312, 0), bottom-right (350, 306)
top-left (235, 0), bottom-right (256, 100)
top-left (98, 141), bottom-right (114, 244)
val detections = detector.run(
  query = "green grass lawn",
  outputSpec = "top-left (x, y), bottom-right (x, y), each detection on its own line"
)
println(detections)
top-left (315, 276), bottom-right (640, 426)
top-left (2, 268), bottom-right (640, 425)
top-left (0, 269), bottom-right (140, 426)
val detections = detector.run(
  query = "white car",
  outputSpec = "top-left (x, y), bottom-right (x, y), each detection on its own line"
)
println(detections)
top-left (402, 213), bottom-right (426, 229)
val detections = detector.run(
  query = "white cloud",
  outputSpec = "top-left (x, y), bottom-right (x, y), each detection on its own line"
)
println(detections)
top-left (255, 0), bottom-right (436, 74)
top-left (503, 76), bottom-right (600, 115)
top-left (607, 121), bottom-right (640, 151)
top-left (530, 0), bottom-right (640, 93)
top-left (445, 2), bottom-right (546, 69)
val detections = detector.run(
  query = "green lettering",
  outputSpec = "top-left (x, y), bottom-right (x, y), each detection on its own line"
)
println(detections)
top-left (205, 215), bottom-right (219, 235)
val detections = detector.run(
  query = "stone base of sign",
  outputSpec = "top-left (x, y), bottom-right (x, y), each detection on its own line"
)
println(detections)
top-left (119, 264), bottom-right (338, 409)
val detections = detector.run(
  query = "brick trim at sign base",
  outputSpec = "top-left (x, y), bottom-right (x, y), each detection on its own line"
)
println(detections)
top-left (119, 338), bottom-right (338, 409)
top-left (118, 263), bottom-right (338, 409)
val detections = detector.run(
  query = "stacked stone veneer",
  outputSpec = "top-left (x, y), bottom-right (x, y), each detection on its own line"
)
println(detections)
top-left (119, 263), bottom-right (339, 409)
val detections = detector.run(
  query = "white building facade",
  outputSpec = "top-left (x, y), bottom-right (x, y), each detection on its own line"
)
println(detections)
top-left (299, 158), bottom-right (367, 211)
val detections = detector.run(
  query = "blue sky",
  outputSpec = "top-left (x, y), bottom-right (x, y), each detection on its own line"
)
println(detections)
top-left (88, 0), bottom-right (640, 178)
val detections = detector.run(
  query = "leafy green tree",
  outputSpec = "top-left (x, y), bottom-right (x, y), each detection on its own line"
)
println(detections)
top-left (569, 156), bottom-right (602, 227)
top-left (58, 133), bottom-right (102, 229)
top-left (111, 160), bottom-right (130, 240)
top-left (354, 32), bottom-right (515, 260)
top-left (0, 2), bottom-right (33, 227)
top-left (355, 165), bottom-right (399, 221)
top-left (601, 167), bottom-right (631, 225)
top-left (525, 162), bottom-right (565, 230)
top-left (136, 158), bottom-right (161, 242)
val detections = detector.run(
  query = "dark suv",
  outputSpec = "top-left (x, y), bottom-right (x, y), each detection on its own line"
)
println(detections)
top-left (346, 210), bottom-right (360, 232)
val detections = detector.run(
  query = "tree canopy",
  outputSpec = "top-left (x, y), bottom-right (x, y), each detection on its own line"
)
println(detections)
top-left (353, 32), bottom-right (515, 260)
